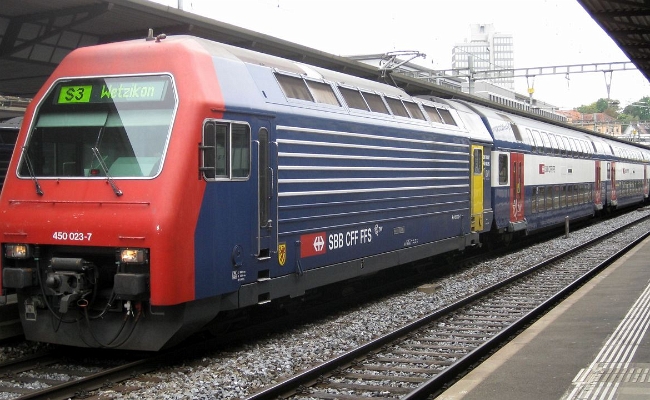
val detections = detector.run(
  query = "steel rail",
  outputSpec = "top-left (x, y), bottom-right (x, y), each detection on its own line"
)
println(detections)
top-left (244, 215), bottom-right (650, 400)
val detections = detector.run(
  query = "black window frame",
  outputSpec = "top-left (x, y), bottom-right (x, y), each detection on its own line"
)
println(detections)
top-left (201, 120), bottom-right (251, 181)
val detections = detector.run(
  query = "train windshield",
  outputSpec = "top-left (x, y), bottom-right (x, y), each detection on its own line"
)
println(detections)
top-left (19, 75), bottom-right (176, 178)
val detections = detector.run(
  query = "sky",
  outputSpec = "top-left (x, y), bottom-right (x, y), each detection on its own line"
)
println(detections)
top-left (148, 0), bottom-right (650, 110)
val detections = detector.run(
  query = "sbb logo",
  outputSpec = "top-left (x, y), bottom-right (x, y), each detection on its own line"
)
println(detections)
top-left (313, 235), bottom-right (325, 252)
top-left (329, 232), bottom-right (344, 250)
top-left (300, 232), bottom-right (327, 258)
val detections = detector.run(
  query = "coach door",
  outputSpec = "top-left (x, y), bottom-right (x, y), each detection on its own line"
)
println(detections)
top-left (610, 161), bottom-right (618, 204)
top-left (643, 165), bottom-right (650, 199)
top-left (470, 145), bottom-right (484, 232)
top-left (510, 152), bottom-right (524, 223)
top-left (257, 125), bottom-right (276, 259)
top-left (594, 161), bottom-right (603, 208)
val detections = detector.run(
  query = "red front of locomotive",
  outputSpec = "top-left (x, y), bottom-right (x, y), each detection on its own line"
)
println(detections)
top-left (0, 37), bottom-right (224, 349)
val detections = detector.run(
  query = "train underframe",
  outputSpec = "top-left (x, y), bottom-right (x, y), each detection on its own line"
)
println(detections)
top-left (2, 244), bottom-right (220, 351)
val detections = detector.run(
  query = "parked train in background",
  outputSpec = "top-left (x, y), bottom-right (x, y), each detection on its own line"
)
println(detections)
top-left (0, 116), bottom-right (21, 334)
top-left (0, 117), bottom-right (20, 192)
top-left (1, 35), bottom-right (648, 350)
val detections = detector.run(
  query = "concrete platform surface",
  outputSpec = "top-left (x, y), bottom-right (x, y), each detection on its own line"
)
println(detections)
top-left (438, 236), bottom-right (650, 400)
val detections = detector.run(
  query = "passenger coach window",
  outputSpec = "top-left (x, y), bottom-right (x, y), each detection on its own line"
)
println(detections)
top-left (539, 131), bottom-right (551, 154)
top-left (201, 121), bottom-right (250, 180)
top-left (569, 138), bottom-right (579, 157)
top-left (548, 134), bottom-right (559, 155)
top-left (473, 148), bottom-right (483, 174)
top-left (526, 128), bottom-right (538, 153)
top-left (537, 186), bottom-right (546, 212)
top-left (498, 154), bottom-right (508, 184)
top-left (546, 187), bottom-right (553, 210)
top-left (562, 137), bottom-right (572, 157)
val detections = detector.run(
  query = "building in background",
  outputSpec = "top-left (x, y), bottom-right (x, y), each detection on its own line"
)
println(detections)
top-left (556, 109), bottom-right (622, 137)
top-left (350, 49), bottom-right (565, 123)
top-left (452, 24), bottom-right (515, 91)
top-left (350, 24), bottom-right (569, 122)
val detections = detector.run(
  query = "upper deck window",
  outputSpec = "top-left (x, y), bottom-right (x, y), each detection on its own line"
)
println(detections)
top-left (306, 80), bottom-right (340, 106)
top-left (20, 75), bottom-right (176, 179)
top-left (363, 92), bottom-right (389, 114)
top-left (562, 137), bottom-right (572, 157)
top-left (385, 97), bottom-right (409, 118)
top-left (436, 108), bottom-right (457, 125)
top-left (423, 105), bottom-right (443, 123)
top-left (537, 130), bottom-right (551, 154)
top-left (339, 87), bottom-right (369, 111)
top-left (275, 73), bottom-right (341, 107)
top-left (276, 74), bottom-right (313, 101)
top-left (528, 129), bottom-right (541, 153)
top-left (403, 101), bottom-right (426, 120)
top-left (547, 133), bottom-right (559, 155)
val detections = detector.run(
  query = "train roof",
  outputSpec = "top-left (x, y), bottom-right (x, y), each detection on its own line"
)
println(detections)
top-left (453, 99), bottom-right (650, 161)
top-left (189, 36), bottom-right (408, 98)
top-left (185, 36), bottom-right (492, 143)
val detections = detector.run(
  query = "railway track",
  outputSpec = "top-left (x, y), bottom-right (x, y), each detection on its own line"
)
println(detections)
top-left (0, 213), bottom-right (648, 399)
top-left (0, 348), bottom-right (163, 399)
top-left (0, 294), bottom-right (22, 341)
top-left (244, 215), bottom-right (650, 400)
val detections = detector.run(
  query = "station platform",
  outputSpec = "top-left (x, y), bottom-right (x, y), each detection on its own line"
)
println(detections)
top-left (438, 235), bottom-right (650, 400)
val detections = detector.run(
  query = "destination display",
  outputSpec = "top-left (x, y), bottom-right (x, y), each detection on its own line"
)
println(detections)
top-left (56, 77), bottom-right (169, 104)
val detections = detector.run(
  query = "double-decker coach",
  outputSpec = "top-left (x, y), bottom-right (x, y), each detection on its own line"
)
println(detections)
top-left (451, 100), bottom-right (650, 239)
top-left (600, 139), bottom-right (649, 208)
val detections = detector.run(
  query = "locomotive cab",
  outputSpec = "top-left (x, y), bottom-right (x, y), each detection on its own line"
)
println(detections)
top-left (0, 74), bottom-right (184, 349)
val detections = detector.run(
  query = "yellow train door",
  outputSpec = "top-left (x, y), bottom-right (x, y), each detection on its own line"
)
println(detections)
top-left (470, 145), bottom-right (484, 232)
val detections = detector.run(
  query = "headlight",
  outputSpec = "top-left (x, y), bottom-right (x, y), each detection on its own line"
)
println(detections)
top-left (5, 244), bottom-right (32, 259)
top-left (120, 248), bottom-right (146, 264)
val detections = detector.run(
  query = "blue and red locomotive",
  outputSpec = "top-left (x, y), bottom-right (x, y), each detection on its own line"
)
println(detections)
top-left (1, 35), bottom-right (648, 350)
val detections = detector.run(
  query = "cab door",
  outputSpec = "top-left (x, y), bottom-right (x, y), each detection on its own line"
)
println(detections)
top-left (470, 145), bottom-right (484, 232)
top-left (509, 152), bottom-right (524, 224)
top-left (256, 123), bottom-right (277, 260)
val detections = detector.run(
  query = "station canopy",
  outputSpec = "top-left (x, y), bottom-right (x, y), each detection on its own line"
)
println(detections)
top-left (1, 0), bottom-right (649, 110)
top-left (0, 0), bottom-right (398, 98)
top-left (578, 0), bottom-right (650, 84)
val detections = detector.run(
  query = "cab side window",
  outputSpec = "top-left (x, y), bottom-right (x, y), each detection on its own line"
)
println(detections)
top-left (201, 120), bottom-right (250, 180)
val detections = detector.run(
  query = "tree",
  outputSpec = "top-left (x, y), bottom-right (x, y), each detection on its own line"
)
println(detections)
top-left (623, 96), bottom-right (650, 120)
top-left (577, 98), bottom-right (618, 114)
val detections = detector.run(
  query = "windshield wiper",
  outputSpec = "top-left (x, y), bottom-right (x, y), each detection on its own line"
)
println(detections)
top-left (21, 146), bottom-right (43, 196)
top-left (91, 146), bottom-right (122, 197)
top-left (92, 125), bottom-right (123, 197)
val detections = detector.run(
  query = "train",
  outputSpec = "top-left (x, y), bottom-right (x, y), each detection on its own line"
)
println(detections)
top-left (1, 35), bottom-right (649, 351)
